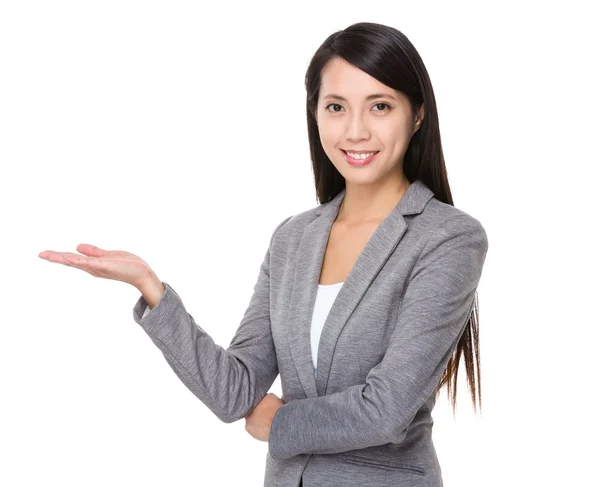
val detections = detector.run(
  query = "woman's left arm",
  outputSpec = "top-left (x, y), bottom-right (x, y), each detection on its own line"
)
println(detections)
top-left (267, 214), bottom-right (489, 460)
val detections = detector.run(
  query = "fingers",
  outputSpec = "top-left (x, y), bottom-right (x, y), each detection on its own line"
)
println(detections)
top-left (39, 247), bottom-right (147, 285)
top-left (39, 250), bottom-right (74, 263)
top-left (64, 253), bottom-right (109, 277)
top-left (38, 244), bottom-right (132, 261)
top-left (39, 250), bottom-right (95, 270)
top-left (40, 251), bottom-right (85, 265)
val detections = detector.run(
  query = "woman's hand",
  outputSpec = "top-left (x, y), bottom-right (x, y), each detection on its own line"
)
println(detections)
top-left (38, 244), bottom-right (156, 292)
top-left (245, 393), bottom-right (284, 442)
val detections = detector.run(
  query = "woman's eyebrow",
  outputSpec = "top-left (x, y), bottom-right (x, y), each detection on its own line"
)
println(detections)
top-left (322, 93), bottom-right (397, 101)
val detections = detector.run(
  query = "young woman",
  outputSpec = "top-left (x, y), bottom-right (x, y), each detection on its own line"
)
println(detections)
top-left (39, 22), bottom-right (488, 487)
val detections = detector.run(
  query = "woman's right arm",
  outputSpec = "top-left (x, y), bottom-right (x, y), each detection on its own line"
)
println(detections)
top-left (39, 215), bottom-right (293, 424)
top-left (132, 215), bottom-right (293, 424)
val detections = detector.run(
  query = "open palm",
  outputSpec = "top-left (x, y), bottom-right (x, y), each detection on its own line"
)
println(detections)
top-left (38, 243), bottom-right (154, 289)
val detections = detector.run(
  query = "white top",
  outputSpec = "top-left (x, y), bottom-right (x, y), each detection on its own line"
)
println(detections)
top-left (310, 281), bottom-right (345, 378)
top-left (141, 281), bottom-right (346, 379)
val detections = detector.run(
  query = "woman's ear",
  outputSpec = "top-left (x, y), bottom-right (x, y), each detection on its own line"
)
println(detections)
top-left (413, 103), bottom-right (425, 134)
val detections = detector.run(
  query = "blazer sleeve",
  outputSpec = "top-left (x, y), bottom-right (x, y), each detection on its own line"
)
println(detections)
top-left (268, 214), bottom-right (489, 460)
top-left (132, 214), bottom-right (293, 424)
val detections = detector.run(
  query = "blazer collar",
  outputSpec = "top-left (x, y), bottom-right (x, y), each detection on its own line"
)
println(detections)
top-left (287, 179), bottom-right (435, 398)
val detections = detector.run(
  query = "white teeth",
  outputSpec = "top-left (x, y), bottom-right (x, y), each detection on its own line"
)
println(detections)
top-left (346, 151), bottom-right (376, 159)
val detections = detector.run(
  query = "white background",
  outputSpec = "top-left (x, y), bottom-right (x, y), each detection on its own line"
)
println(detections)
top-left (1, 1), bottom-right (598, 485)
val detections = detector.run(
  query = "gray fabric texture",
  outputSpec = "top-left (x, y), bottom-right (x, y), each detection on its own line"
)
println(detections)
top-left (132, 179), bottom-right (489, 487)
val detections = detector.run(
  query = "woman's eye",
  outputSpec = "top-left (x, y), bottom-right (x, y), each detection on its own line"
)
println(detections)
top-left (325, 103), bottom-right (343, 112)
top-left (373, 103), bottom-right (391, 112)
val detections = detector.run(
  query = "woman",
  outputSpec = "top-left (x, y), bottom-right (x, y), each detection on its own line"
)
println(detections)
top-left (39, 22), bottom-right (488, 487)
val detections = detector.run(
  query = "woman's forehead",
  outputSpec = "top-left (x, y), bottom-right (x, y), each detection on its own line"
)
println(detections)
top-left (319, 58), bottom-right (399, 101)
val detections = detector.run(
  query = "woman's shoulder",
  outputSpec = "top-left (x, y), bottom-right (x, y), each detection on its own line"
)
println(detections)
top-left (418, 197), bottom-right (488, 254)
top-left (421, 196), bottom-right (486, 233)
top-left (268, 207), bottom-right (318, 248)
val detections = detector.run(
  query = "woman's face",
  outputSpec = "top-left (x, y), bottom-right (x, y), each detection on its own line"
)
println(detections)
top-left (315, 56), bottom-right (423, 187)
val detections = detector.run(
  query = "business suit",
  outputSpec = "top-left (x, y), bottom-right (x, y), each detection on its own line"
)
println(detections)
top-left (133, 178), bottom-right (488, 486)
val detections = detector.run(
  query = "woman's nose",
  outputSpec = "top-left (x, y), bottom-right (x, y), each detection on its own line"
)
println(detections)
top-left (345, 113), bottom-right (371, 141)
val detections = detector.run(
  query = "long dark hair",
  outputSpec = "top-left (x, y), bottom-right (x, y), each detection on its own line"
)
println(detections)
top-left (304, 21), bottom-right (482, 414)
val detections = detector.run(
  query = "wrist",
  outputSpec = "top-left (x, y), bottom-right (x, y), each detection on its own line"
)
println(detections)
top-left (139, 274), bottom-right (165, 310)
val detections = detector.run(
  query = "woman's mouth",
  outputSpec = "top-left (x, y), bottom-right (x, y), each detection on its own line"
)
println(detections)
top-left (342, 149), bottom-right (379, 166)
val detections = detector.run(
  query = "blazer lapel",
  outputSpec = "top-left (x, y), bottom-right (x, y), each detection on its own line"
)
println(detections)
top-left (286, 179), bottom-right (435, 399)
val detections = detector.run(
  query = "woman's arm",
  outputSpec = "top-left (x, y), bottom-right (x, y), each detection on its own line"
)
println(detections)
top-left (267, 214), bottom-right (489, 460)
top-left (133, 215), bottom-right (293, 424)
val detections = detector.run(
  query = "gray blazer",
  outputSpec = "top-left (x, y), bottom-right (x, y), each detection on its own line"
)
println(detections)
top-left (133, 179), bottom-right (488, 487)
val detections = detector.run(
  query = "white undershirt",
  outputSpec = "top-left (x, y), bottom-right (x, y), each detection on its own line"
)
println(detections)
top-left (141, 281), bottom-right (346, 379)
top-left (310, 281), bottom-right (345, 378)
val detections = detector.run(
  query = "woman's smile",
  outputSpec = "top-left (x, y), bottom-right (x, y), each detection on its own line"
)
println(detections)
top-left (342, 149), bottom-right (380, 166)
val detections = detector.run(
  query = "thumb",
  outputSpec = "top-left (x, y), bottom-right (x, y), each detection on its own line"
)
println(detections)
top-left (76, 244), bottom-right (130, 258)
